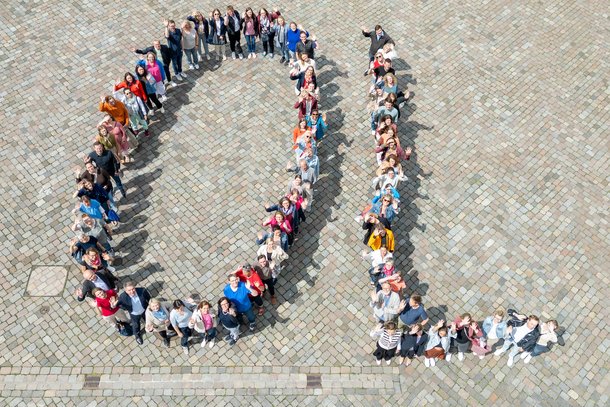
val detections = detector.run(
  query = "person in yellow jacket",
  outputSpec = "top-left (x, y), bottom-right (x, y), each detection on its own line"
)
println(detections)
top-left (367, 223), bottom-right (394, 252)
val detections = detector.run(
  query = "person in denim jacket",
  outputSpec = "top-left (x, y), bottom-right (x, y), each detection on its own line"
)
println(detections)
top-left (482, 308), bottom-right (508, 351)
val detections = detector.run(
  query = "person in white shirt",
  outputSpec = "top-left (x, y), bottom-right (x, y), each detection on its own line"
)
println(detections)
top-left (494, 311), bottom-right (540, 367)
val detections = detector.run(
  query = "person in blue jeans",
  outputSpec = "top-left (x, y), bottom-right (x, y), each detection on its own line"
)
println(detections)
top-left (164, 19), bottom-right (185, 80)
top-left (223, 274), bottom-right (258, 331)
top-left (170, 299), bottom-right (194, 355)
top-left (520, 320), bottom-right (560, 364)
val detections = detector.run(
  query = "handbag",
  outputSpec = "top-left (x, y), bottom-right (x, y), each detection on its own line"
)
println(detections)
top-left (107, 209), bottom-right (120, 223)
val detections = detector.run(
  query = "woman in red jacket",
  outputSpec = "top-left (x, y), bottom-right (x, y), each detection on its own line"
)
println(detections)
top-left (114, 72), bottom-right (148, 104)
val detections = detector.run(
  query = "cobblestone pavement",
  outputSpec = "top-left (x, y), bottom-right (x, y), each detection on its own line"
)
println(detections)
top-left (0, 0), bottom-right (608, 405)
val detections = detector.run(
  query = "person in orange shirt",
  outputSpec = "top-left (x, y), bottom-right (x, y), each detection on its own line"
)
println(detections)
top-left (99, 95), bottom-right (130, 127)
top-left (292, 118), bottom-right (309, 149)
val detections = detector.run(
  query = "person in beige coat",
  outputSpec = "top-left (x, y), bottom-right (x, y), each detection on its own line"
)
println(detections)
top-left (145, 298), bottom-right (175, 348)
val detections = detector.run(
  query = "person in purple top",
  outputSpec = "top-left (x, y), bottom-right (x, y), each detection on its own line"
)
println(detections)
top-left (223, 273), bottom-right (258, 331)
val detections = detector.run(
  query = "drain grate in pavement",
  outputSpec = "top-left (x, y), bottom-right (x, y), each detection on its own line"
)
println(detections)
top-left (306, 374), bottom-right (322, 389)
top-left (83, 375), bottom-right (101, 389)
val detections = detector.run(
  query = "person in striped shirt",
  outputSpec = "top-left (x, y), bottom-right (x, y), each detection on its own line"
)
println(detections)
top-left (370, 321), bottom-right (402, 365)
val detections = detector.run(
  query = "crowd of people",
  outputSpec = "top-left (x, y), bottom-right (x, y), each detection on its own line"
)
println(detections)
top-left (360, 25), bottom-right (562, 368)
top-left (68, 6), bottom-right (327, 356)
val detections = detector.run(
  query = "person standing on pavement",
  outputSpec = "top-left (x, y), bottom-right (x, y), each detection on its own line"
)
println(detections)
top-left (370, 282), bottom-right (400, 323)
top-left (117, 281), bottom-right (151, 345)
top-left (170, 299), bottom-right (195, 355)
top-left (398, 323), bottom-right (428, 366)
top-left (223, 273), bottom-right (258, 332)
top-left (224, 6), bottom-right (244, 59)
top-left (187, 10), bottom-right (211, 61)
top-left (482, 308), bottom-right (508, 351)
top-left (164, 19), bottom-right (186, 80)
top-left (361, 24), bottom-right (394, 73)
top-left (87, 142), bottom-right (126, 199)
top-left (181, 20), bottom-right (199, 70)
top-left (396, 295), bottom-right (429, 330)
top-left (494, 311), bottom-right (540, 367)
top-left (370, 321), bottom-right (402, 365)
top-left (145, 298), bottom-right (174, 348)
top-left (235, 263), bottom-right (266, 316)
top-left (217, 297), bottom-right (240, 346)
top-left (132, 40), bottom-right (175, 86)
top-left (189, 300), bottom-right (217, 349)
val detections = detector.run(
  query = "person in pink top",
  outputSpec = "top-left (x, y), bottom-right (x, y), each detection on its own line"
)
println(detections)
top-left (189, 300), bottom-right (217, 349)
top-left (142, 52), bottom-right (167, 102)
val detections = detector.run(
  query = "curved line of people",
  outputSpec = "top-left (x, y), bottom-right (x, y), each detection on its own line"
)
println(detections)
top-left (68, 5), bottom-right (327, 357)
top-left (359, 24), bottom-right (562, 369)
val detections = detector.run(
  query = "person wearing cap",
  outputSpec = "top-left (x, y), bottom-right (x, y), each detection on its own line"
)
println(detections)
top-left (305, 110), bottom-right (327, 141)
top-left (235, 263), bottom-right (266, 316)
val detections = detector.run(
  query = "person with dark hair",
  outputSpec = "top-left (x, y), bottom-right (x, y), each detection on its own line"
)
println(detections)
top-left (296, 30), bottom-right (317, 60)
top-left (117, 282), bottom-right (151, 345)
top-left (371, 321), bottom-right (402, 365)
top-left (208, 8), bottom-right (227, 60)
top-left (189, 300), bottom-right (217, 348)
top-left (424, 320), bottom-right (457, 367)
top-left (217, 297), bottom-right (240, 346)
top-left (170, 299), bottom-right (194, 355)
top-left (520, 319), bottom-right (560, 364)
top-left (397, 295), bottom-right (429, 329)
top-left (164, 19), bottom-right (186, 80)
top-left (87, 142), bottom-right (126, 198)
top-left (224, 6), bottom-right (244, 59)
top-left (188, 10), bottom-right (210, 61)
top-left (114, 72), bottom-right (147, 103)
top-left (134, 64), bottom-right (164, 115)
top-left (398, 323), bottom-right (428, 366)
top-left (242, 7), bottom-right (258, 59)
top-left (361, 24), bottom-right (394, 72)
top-left (494, 310), bottom-right (541, 367)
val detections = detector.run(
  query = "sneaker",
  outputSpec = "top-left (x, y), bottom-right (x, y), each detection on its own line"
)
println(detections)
top-left (280, 57), bottom-right (285, 63)
top-left (404, 358), bottom-right (412, 367)
top-left (385, 359), bottom-right (391, 365)
top-left (247, 53), bottom-right (252, 59)
top-left (258, 307), bottom-right (265, 316)
top-left (188, 64), bottom-right (194, 70)
top-left (430, 358), bottom-right (436, 367)
top-left (144, 130), bottom-right (150, 137)
top-left (163, 337), bottom-right (170, 347)
top-left (270, 53), bottom-right (274, 58)
top-left (208, 339), bottom-right (215, 348)
top-left (174, 75), bottom-right (182, 82)
top-left (398, 357), bottom-right (405, 365)
top-left (446, 353), bottom-right (452, 362)
top-left (507, 356), bottom-right (514, 367)
top-left (239, 54), bottom-right (244, 60)
top-left (148, 109), bottom-right (155, 117)
top-left (520, 352), bottom-right (529, 360)
top-left (194, 64), bottom-right (200, 69)
top-left (222, 55), bottom-right (227, 61)
top-left (458, 352), bottom-right (464, 361)
top-left (270, 296), bottom-right (277, 305)
top-left (523, 354), bottom-right (533, 364)
top-left (183, 346), bottom-right (189, 355)
top-left (262, 52), bottom-right (267, 57)
top-left (375, 359), bottom-right (381, 366)
top-left (231, 52), bottom-right (236, 59)
top-left (494, 349), bottom-right (505, 356)
top-left (180, 72), bottom-right (187, 78)
top-left (479, 355), bottom-right (485, 360)
top-left (223, 335), bottom-right (231, 342)
top-left (160, 95), bottom-right (168, 102)
top-left (201, 339), bottom-right (207, 348)
top-left (424, 358), bottom-right (430, 367)
top-left (371, 130), bottom-right (376, 136)
top-left (158, 107), bottom-right (165, 114)
top-left (253, 53), bottom-right (257, 59)
top-left (249, 323), bottom-right (256, 332)
top-left (228, 339), bottom-right (236, 346)
top-left (364, 69), bottom-right (369, 77)
top-left (206, 55), bottom-right (211, 60)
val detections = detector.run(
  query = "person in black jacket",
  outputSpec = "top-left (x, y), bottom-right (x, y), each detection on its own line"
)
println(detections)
top-left (118, 282), bottom-right (151, 345)
top-left (398, 324), bottom-right (429, 366)
top-left (361, 24), bottom-right (394, 73)
top-left (131, 40), bottom-right (174, 85)
top-left (493, 309), bottom-right (540, 367)
top-left (75, 269), bottom-right (118, 304)
top-left (224, 6), bottom-right (244, 59)
top-left (87, 143), bottom-right (126, 198)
